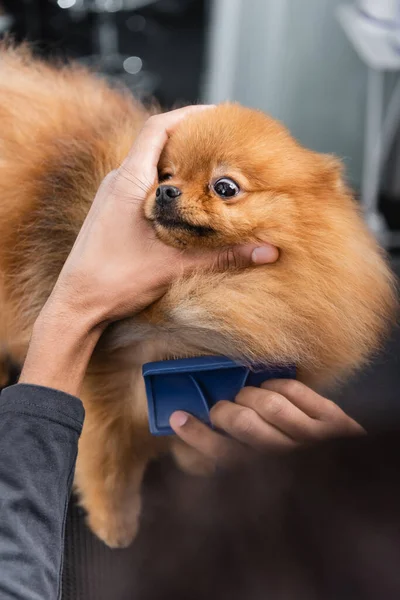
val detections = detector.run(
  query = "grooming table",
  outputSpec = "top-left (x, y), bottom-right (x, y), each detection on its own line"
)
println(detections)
top-left (62, 456), bottom-right (180, 600)
top-left (62, 497), bottom-right (139, 600)
top-left (62, 457), bottom-right (165, 600)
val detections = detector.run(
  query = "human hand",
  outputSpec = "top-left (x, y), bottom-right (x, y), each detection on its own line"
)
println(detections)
top-left (46, 105), bottom-right (278, 329)
top-left (170, 380), bottom-right (365, 466)
top-left (20, 106), bottom-right (278, 395)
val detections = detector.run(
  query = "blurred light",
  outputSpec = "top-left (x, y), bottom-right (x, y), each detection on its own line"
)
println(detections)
top-left (123, 56), bottom-right (143, 75)
top-left (104, 0), bottom-right (122, 12)
top-left (126, 15), bottom-right (146, 33)
top-left (57, 0), bottom-right (76, 7)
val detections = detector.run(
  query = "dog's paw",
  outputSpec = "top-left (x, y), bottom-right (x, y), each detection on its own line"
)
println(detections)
top-left (87, 509), bottom-right (139, 549)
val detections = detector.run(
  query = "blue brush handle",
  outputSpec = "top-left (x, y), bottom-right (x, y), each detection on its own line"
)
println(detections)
top-left (143, 356), bottom-right (296, 436)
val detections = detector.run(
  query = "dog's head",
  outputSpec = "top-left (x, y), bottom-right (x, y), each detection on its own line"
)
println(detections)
top-left (144, 104), bottom-right (342, 252)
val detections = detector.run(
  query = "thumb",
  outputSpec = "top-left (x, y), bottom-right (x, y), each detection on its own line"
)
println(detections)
top-left (169, 411), bottom-right (239, 463)
top-left (172, 243), bottom-right (278, 280)
top-left (214, 244), bottom-right (279, 270)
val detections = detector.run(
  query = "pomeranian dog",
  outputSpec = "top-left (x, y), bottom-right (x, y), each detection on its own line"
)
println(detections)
top-left (0, 44), bottom-right (396, 547)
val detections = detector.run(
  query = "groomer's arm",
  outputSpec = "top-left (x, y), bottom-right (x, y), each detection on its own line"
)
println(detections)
top-left (0, 105), bottom-right (278, 600)
top-left (0, 318), bottom-right (99, 600)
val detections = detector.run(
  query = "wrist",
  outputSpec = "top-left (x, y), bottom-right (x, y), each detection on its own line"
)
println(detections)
top-left (48, 274), bottom-right (163, 326)
top-left (19, 301), bottom-right (105, 396)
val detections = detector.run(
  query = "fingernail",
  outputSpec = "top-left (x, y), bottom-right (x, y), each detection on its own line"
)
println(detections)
top-left (251, 246), bottom-right (277, 264)
top-left (170, 411), bottom-right (189, 428)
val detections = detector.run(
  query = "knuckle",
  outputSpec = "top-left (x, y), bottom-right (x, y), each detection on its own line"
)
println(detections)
top-left (145, 114), bottom-right (163, 131)
top-left (217, 248), bottom-right (240, 270)
top-left (236, 387), bottom-right (286, 418)
top-left (263, 392), bottom-right (285, 416)
top-left (146, 114), bottom-right (158, 126)
top-left (230, 408), bottom-right (255, 436)
top-left (227, 248), bottom-right (237, 269)
top-left (99, 169), bottom-right (118, 190)
top-left (235, 387), bottom-right (255, 404)
top-left (217, 249), bottom-right (229, 270)
top-left (279, 379), bottom-right (303, 397)
top-left (322, 399), bottom-right (341, 418)
top-left (236, 386), bottom-right (263, 409)
top-left (209, 401), bottom-right (229, 424)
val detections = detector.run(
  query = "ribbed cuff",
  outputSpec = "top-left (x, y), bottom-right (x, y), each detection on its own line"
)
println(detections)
top-left (0, 383), bottom-right (85, 433)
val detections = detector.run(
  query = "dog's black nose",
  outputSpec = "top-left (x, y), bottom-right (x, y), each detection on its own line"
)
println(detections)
top-left (156, 185), bottom-right (182, 206)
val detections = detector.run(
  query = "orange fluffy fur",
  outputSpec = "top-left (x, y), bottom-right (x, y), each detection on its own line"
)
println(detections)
top-left (0, 44), bottom-right (396, 547)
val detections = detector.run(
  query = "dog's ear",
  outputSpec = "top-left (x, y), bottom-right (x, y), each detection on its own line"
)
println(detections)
top-left (283, 147), bottom-right (348, 196)
top-left (317, 154), bottom-right (348, 193)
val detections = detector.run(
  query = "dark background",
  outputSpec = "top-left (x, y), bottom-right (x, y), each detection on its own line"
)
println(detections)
top-left (0, 0), bottom-right (208, 106)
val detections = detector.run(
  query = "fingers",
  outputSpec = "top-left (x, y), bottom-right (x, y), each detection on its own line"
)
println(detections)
top-left (210, 381), bottom-right (364, 451)
top-left (261, 380), bottom-right (328, 418)
top-left (183, 243), bottom-right (279, 272)
top-left (210, 400), bottom-right (296, 450)
top-left (90, 106), bottom-right (216, 226)
top-left (169, 411), bottom-right (240, 463)
top-left (260, 379), bottom-right (366, 438)
top-left (215, 244), bottom-right (279, 270)
top-left (119, 106), bottom-right (215, 190)
top-left (234, 386), bottom-right (319, 443)
top-left (170, 381), bottom-right (364, 469)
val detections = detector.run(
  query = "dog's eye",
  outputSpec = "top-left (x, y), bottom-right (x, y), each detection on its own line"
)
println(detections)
top-left (159, 172), bottom-right (173, 182)
top-left (213, 178), bottom-right (240, 199)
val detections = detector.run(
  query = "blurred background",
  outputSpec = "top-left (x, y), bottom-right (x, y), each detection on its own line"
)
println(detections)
top-left (1, 0), bottom-right (400, 597)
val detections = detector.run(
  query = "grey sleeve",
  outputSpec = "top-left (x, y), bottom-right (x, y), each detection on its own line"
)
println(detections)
top-left (0, 383), bottom-right (85, 600)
